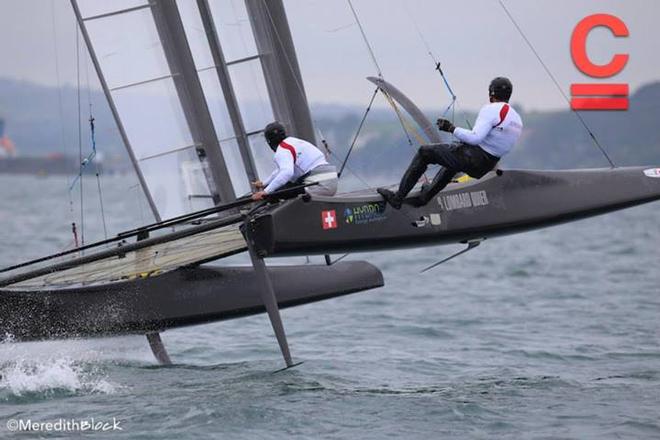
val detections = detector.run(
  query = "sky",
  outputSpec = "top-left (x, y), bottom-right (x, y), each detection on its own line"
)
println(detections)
top-left (0, 0), bottom-right (658, 112)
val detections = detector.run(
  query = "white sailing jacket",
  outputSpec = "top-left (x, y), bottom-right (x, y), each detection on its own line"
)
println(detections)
top-left (263, 136), bottom-right (328, 194)
top-left (453, 102), bottom-right (523, 158)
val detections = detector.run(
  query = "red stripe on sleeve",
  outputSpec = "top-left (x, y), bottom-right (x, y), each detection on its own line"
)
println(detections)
top-left (495, 104), bottom-right (510, 127)
top-left (278, 141), bottom-right (297, 163)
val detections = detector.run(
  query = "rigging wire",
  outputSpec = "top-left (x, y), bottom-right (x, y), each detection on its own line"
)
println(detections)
top-left (89, 115), bottom-right (108, 240)
top-left (401, 1), bottom-right (472, 129)
top-left (68, 31), bottom-right (109, 241)
top-left (338, 87), bottom-right (379, 178)
top-left (346, 0), bottom-right (383, 78)
top-left (83, 45), bottom-right (108, 240)
top-left (344, 0), bottom-right (428, 177)
top-left (50, 0), bottom-right (79, 250)
top-left (380, 89), bottom-right (426, 146)
top-left (497, 0), bottom-right (616, 168)
top-left (75, 22), bottom-right (85, 246)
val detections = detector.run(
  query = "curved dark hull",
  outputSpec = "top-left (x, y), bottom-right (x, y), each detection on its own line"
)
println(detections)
top-left (248, 167), bottom-right (660, 256)
top-left (0, 262), bottom-right (383, 342)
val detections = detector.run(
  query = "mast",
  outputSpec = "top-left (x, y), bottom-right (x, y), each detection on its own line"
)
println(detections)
top-left (150, 0), bottom-right (236, 204)
top-left (196, 0), bottom-right (258, 183)
top-left (245, 0), bottom-right (317, 143)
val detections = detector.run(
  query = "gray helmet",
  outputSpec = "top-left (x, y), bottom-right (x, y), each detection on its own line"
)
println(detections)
top-left (489, 77), bottom-right (513, 102)
top-left (264, 122), bottom-right (286, 151)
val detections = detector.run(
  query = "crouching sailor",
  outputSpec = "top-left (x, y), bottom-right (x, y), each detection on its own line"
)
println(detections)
top-left (252, 122), bottom-right (338, 200)
top-left (377, 77), bottom-right (523, 209)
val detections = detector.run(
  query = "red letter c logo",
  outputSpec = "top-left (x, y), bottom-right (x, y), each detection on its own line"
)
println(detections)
top-left (571, 14), bottom-right (629, 78)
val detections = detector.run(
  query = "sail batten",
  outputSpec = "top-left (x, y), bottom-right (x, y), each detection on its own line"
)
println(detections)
top-left (78, 0), bottom-right (149, 21)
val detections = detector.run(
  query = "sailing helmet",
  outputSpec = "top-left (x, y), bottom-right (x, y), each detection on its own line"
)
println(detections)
top-left (264, 122), bottom-right (287, 151)
top-left (488, 77), bottom-right (513, 102)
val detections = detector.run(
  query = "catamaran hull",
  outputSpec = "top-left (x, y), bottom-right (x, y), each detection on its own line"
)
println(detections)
top-left (0, 262), bottom-right (383, 342)
top-left (248, 167), bottom-right (660, 256)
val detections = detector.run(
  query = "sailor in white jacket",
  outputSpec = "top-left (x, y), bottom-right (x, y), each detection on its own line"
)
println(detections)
top-left (378, 77), bottom-right (523, 209)
top-left (251, 122), bottom-right (338, 200)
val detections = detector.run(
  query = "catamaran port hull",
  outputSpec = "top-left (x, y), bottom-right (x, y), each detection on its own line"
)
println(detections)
top-left (0, 261), bottom-right (383, 342)
top-left (248, 167), bottom-right (660, 257)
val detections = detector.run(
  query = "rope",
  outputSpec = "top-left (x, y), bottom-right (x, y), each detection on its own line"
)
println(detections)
top-left (81, 40), bottom-right (108, 240)
top-left (50, 0), bottom-right (80, 249)
top-left (402, 1), bottom-right (472, 129)
top-left (338, 87), bottom-right (379, 178)
top-left (379, 90), bottom-right (429, 182)
top-left (380, 90), bottom-right (427, 146)
top-left (89, 114), bottom-right (108, 240)
top-left (75, 23), bottom-right (85, 246)
top-left (347, 0), bottom-right (383, 78)
top-left (498, 0), bottom-right (616, 168)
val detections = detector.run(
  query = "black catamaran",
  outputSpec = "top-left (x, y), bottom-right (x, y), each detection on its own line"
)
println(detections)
top-left (1, 0), bottom-right (658, 367)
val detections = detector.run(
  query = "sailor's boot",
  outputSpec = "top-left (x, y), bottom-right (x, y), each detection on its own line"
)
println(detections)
top-left (411, 168), bottom-right (456, 207)
top-left (378, 150), bottom-right (428, 209)
top-left (376, 188), bottom-right (403, 209)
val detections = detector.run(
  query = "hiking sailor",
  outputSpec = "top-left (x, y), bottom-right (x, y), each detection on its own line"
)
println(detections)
top-left (377, 77), bottom-right (523, 209)
top-left (252, 122), bottom-right (338, 200)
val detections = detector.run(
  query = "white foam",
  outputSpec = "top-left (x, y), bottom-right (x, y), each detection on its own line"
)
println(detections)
top-left (0, 337), bottom-right (137, 397)
top-left (0, 357), bottom-right (119, 397)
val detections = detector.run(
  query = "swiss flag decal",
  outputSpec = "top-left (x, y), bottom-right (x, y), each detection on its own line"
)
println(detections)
top-left (321, 210), bottom-right (337, 230)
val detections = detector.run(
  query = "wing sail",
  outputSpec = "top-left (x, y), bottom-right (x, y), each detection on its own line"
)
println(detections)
top-left (72, 0), bottom-right (317, 219)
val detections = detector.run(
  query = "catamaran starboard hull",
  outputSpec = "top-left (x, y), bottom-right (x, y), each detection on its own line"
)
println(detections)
top-left (0, 262), bottom-right (383, 342)
top-left (247, 167), bottom-right (660, 256)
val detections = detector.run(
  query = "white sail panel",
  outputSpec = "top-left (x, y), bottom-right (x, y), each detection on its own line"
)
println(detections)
top-left (84, 8), bottom-right (170, 90)
top-left (208, 0), bottom-right (259, 62)
top-left (196, 67), bottom-right (234, 142)
top-left (175, 0), bottom-right (215, 70)
top-left (140, 146), bottom-right (213, 218)
top-left (77, 0), bottom-right (147, 18)
top-left (218, 138), bottom-right (251, 197)
top-left (228, 59), bottom-right (274, 133)
top-left (112, 78), bottom-right (194, 159)
top-left (76, 0), bottom-right (316, 218)
top-left (77, 0), bottom-right (217, 219)
top-left (176, 0), bottom-right (256, 196)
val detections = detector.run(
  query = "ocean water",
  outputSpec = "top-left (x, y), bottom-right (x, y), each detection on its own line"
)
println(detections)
top-left (0, 174), bottom-right (659, 439)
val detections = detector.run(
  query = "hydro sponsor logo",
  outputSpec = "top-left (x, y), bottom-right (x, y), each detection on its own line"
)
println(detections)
top-left (343, 203), bottom-right (387, 225)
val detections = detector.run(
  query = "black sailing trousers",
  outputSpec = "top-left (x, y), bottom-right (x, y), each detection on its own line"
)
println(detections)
top-left (395, 142), bottom-right (500, 203)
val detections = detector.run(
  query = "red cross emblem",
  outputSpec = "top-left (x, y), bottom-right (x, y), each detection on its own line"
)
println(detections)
top-left (321, 210), bottom-right (337, 230)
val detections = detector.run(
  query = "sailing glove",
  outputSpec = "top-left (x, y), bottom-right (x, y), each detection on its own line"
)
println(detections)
top-left (436, 118), bottom-right (455, 133)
